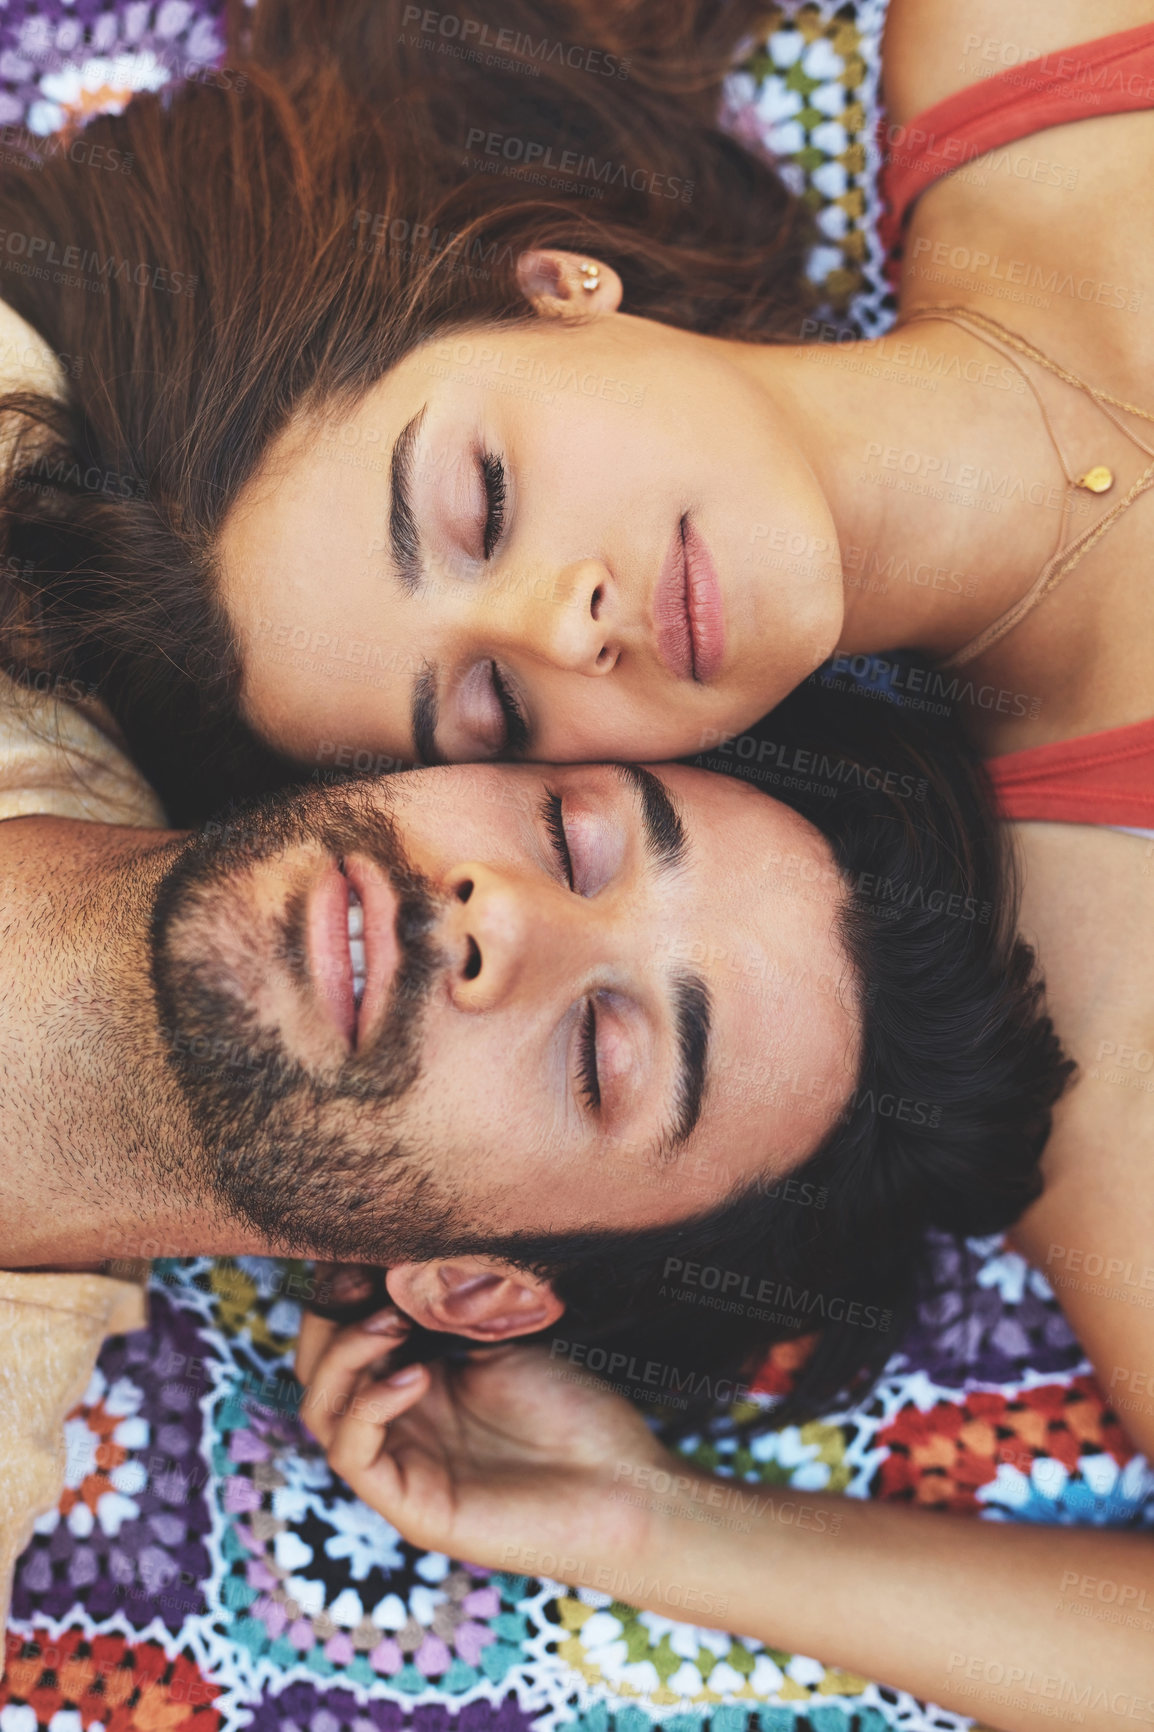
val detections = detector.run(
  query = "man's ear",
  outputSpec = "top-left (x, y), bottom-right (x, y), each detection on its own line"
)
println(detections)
top-left (515, 248), bottom-right (622, 321)
top-left (384, 1257), bottom-right (564, 1340)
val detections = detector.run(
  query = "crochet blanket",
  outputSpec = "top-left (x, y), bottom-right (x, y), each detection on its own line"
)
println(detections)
top-left (7, 1241), bottom-right (1151, 1732)
top-left (3, 4), bottom-right (1152, 1731)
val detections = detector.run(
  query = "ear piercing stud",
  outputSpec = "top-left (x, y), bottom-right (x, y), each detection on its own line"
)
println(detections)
top-left (580, 260), bottom-right (601, 293)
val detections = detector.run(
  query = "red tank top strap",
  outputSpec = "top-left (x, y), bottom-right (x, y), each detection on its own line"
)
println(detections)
top-left (987, 716), bottom-right (1154, 830)
top-left (879, 22), bottom-right (1154, 263)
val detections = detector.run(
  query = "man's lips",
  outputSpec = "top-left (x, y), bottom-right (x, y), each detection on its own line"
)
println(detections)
top-left (307, 854), bottom-right (400, 1048)
top-left (653, 515), bottom-right (725, 682)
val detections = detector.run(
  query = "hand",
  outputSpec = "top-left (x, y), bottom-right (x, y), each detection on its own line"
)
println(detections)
top-left (294, 1308), bottom-right (674, 1576)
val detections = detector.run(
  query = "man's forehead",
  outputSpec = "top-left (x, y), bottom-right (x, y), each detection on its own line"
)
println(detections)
top-left (379, 759), bottom-right (683, 813)
top-left (385, 761), bottom-right (537, 804)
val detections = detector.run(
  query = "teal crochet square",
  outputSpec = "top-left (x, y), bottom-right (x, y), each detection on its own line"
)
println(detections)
top-left (755, 1710), bottom-right (798, 1732)
top-left (711, 1708), bottom-right (751, 1732)
top-left (479, 1640), bottom-right (522, 1685)
top-left (440, 1659), bottom-right (480, 1693)
top-left (810, 1707), bottom-right (852, 1732)
top-left (229, 1614), bottom-right (269, 1657)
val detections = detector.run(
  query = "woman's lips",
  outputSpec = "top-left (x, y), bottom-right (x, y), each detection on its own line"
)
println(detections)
top-left (653, 516), bottom-right (725, 682)
top-left (683, 518), bottom-right (725, 680)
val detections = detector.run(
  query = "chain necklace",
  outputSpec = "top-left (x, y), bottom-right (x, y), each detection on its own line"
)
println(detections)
top-left (899, 304), bottom-right (1154, 668)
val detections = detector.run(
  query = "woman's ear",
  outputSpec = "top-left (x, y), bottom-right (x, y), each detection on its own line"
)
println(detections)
top-left (515, 248), bottom-right (622, 321)
top-left (385, 1257), bottom-right (564, 1340)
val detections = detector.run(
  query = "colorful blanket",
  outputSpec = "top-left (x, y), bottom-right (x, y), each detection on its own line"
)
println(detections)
top-left (6, 1239), bottom-right (1151, 1732)
top-left (3, 3), bottom-right (1152, 1731)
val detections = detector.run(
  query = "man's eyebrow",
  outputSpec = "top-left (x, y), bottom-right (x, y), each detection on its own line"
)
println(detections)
top-left (613, 763), bottom-right (688, 873)
top-left (390, 404), bottom-right (427, 597)
top-left (607, 765), bottom-right (705, 1156)
top-left (411, 663), bottom-right (444, 766)
top-left (659, 971), bottom-right (712, 1158)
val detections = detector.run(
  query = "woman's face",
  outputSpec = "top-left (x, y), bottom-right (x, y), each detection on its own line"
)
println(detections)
top-left (219, 281), bottom-right (842, 770)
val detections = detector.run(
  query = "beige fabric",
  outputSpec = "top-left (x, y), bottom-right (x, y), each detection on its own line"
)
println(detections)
top-left (0, 1272), bottom-right (148, 1629)
top-left (0, 665), bottom-right (162, 1609)
top-left (0, 291), bottom-right (163, 829)
top-left (0, 295), bottom-right (65, 400)
top-left (0, 304), bottom-right (165, 1632)
top-left (0, 672), bottom-right (167, 827)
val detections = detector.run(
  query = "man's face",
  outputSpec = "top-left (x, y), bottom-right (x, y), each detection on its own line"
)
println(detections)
top-left (152, 764), bottom-right (860, 1261)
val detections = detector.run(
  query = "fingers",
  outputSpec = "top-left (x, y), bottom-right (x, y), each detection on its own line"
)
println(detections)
top-left (295, 1308), bottom-right (338, 1387)
top-left (297, 1267), bottom-right (386, 1383)
top-left (329, 1359), bottom-right (431, 1494)
top-left (297, 1308), bottom-right (410, 1449)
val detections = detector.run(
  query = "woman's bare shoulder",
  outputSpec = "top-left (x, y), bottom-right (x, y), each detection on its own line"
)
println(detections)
top-left (1008, 820), bottom-right (1154, 1455)
top-left (1012, 1102), bottom-right (1154, 1458)
top-left (881, 0), bottom-right (1154, 126)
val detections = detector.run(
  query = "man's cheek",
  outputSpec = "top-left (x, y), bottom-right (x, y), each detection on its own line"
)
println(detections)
top-left (406, 1019), bottom-right (533, 1159)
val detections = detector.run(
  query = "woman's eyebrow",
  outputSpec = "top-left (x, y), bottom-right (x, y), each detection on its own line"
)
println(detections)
top-left (389, 404), bottom-right (428, 596)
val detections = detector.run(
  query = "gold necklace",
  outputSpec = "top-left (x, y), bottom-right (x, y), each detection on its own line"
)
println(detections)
top-left (897, 305), bottom-right (1154, 669)
top-left (902, 303), bottom-right (1154, 493)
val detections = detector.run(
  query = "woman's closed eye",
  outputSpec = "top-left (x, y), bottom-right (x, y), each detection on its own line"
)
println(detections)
top-left (489, 661), bottom-right (528, 754)
top-left (452, 658), bottom-right (529, 759)
top-left (478, 450), bottom-right (506, 559)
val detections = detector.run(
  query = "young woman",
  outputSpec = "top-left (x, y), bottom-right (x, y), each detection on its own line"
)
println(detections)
top-left (0, 0), bottom-right (811, 820)
top-left (1, 0), bottom-right (1152, 810)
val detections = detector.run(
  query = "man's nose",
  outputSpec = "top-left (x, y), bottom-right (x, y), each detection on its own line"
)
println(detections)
top-left (440, 860), bottom-right (605, 1011)
top-left (494, 557), bottom-right (621, 675)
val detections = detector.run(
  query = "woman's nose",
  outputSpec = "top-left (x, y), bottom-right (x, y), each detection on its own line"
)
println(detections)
top-left (501, 557), bottom-right (620, 675)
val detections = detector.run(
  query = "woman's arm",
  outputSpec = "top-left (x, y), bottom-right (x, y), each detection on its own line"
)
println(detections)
top-left (297, 1315), bottom-right (1154, 1732)
top-left (629, 1462), bottom-right (1154, 1732)
top-left (1007, 822), bottom-right (1154, 1467)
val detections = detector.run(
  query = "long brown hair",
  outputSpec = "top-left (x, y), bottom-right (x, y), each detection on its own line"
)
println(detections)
top-left (0, 0), bottom-right (809, 821)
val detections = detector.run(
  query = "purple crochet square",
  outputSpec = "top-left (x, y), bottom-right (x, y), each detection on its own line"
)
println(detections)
top-left (9, 1284), bottom-right (217, 1633)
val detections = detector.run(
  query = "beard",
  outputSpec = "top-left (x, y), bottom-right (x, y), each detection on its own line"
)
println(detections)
top-left (149, 777), bottom-right (467, 1264)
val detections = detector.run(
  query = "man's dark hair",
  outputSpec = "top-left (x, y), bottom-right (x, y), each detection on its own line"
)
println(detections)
top-left (308, 665), bottom-right (1071, 1427)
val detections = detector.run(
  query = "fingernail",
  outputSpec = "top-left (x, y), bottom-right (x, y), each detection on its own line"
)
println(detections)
top-left (385, 1364), bottom-right (423, 1387)
top-left (361, 1309), bottom-right (408, 1335)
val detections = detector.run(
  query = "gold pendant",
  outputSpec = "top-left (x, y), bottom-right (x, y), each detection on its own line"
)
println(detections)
top-left (1077, 465), bottom-right (1114, 493)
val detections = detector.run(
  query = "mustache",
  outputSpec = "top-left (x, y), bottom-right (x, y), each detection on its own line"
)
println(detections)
top-left (279, 862), bottom-right (446, 1103)
top-left (151, 776), bottom-right (447, 1106)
